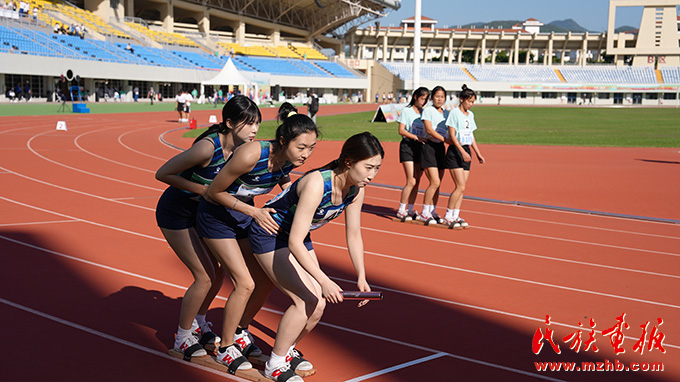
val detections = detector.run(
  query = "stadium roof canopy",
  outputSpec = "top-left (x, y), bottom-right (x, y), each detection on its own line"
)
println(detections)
top-left (186, 0), bottom-right (400, 38)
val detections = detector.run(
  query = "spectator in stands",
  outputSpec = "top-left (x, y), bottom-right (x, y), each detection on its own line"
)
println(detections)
top-left (6, 88), bottom-right (16, 102)
top-left (133, 86), bottom-right (139, 102)
top-left (18, 0), bottom-right (24, 15)
top-left (14, 82), bottom-right (22, 100)
top-left (80, 24), bottom-right (86, 39)
top-left (53, 22), bottom-right (60, 34)
top-left (395, 87), bottom-right (429, 221)
top-left (125, 43), bottom-right (134, 54)
top-left (31, 5), bottom-right (37, 22)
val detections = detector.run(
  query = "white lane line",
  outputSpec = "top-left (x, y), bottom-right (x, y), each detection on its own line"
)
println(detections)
top-left (363, 194), bottom-right (680, 240)
top-left (342, 352), bottom-right (566, 382)
top-left (118, 127), bottom-right (170, 161)
top-left (26, 131), bottom-right (163, 192)
top-left (315, 241), bottom-right (680, 309)
top-left (0, 219), bottom-right (78, 227)
top-left (74, 129), bottom-right (156, 173)
top-left (4, 233), bottom-right (678, 353)
top-left (341, 223), bottom-right (680, 278)
top-left (0, 298), bottom-right (245, 381)
top-left (3, 193), bottom-right (679, 311)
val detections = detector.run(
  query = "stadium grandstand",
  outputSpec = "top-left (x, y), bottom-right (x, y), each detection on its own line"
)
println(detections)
top-left (0, 0), bottom-right (679, 106)
top-left (0, 0), bottom-right (400, 103)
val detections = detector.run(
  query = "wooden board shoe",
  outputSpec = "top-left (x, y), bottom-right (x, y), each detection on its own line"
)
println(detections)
top-left (169, 349), bottom-right (270, 381)
top-left (249, 354), bottom-right (317, 378)
top-left (391, 217), bottom-right (470, 230)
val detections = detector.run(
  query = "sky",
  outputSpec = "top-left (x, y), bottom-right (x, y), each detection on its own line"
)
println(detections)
top-left (375, 0), bottom-right (661, 32)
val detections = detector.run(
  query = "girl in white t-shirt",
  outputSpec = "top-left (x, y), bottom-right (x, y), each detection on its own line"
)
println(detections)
top-left (395, 87), bottom-right (429, 220)
top-left (443, 84), bottom-right (485, 228)
top-left (419, 86), bottom-right (449, 224)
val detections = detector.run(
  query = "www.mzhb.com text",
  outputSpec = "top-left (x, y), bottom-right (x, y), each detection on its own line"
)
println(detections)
top-left (535, 359), bottom-right (663, 372)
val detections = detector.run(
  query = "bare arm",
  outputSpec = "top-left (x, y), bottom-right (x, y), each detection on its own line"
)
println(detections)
top-left (471, 138), bottom-right (485, 164)
top-left (287, 172), bottom-right (343, 303)
top-left (204, 142), bottom-right (279, 233)
top-left (423, 118), bottom-right (446, 142)
top-left (155, 139), bottom-right (214, 195)
top-left (343, 187), bottom-right (371, 307)
top-left (446, 125), bottom-right (471, 162)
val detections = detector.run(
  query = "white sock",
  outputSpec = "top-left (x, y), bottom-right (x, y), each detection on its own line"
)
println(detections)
top-left (453, 209), bottom-right (460, 220)
top-left (195, 314), bottom-right (207, 327)
top-left (445, 209), bottom-right (454, 220)
top-left (398, 203), bottom-right (407, 212)
top-left (177, 325), bottom-right (193, 339)
top-left (268, 351), bottom-right (287, 369)
top-left (422, 204), bottom-right (433, 216)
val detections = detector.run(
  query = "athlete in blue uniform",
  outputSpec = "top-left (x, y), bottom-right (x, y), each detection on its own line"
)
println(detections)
top-left (248, 132), bottom-right (384, 382)
top-left (197, 103), bottom-right (319, 373)
top-left (155, 95), bottom-right (260, 360)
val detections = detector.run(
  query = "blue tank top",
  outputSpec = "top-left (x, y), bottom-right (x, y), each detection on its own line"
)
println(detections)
top-left (224, 141), bottom-right (294, 202)
top-left (265, 169), bottom-right (357, 234)
top-left (178, 132), bottom-right (225, 196)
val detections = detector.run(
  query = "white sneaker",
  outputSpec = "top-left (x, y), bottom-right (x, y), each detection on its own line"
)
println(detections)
top-left (194, 321), bottom-right (221, 350)
top-left (396, 209), bottom-right (411, 221)
top-left (265, 362), bottom-right (303, 382)
top-left (174, 333), bottom-right (207, 358)
top-left (234, 328), bottom-right (262, 357)
top-left (286, 348), bottom-right (313, 371)
top-left (216, 344), bottom-right (252, 371)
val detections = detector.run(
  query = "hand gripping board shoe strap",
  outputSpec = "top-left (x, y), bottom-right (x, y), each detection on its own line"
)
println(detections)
top-left (181, 343), bottom-right (204, 361)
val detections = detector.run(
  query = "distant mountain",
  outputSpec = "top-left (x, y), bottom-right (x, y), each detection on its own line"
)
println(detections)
top-left (454, 18), bottom-right (598, 33)
top-left (615, 25), bottom-right (637, 33)
top-left (547, 19), bottom-right (588, 32)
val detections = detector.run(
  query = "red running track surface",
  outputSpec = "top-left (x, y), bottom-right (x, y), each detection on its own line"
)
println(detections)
top-left (0, 105), bottom-right (678, 382)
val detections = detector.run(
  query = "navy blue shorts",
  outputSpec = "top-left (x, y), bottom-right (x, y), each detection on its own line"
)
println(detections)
top-left (248, 220), bottom-right (314, 255)
top-left (156, 187), bottom-right (199, 230)
top-left (196, 198), bottom-right (254, 239)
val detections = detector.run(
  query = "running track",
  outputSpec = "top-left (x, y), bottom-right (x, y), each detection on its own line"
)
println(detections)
top-left (1, 104), bottom-right (678, 382)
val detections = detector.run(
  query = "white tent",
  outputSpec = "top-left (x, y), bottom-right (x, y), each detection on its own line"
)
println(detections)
top-left (201, 58), bottom-right (258, 103)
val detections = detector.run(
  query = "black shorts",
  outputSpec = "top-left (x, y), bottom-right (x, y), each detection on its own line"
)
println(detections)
top-left (421, 141), bottom-right (446, 169)
top-left (176, 102), bottom-right (184, 112)
top-left (445, 145), bottom-right (472, 171)
top-left (248, 220), bottom-right (314, 255)
top-left (399, 138), bottom-right (422, 163)
top-left (196, 198), bottom-right (254, 240)
top-left (155, 187), bottom-right (199, 230)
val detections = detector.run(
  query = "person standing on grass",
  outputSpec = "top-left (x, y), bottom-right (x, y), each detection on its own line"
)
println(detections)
top-left (154, 96), bottom-right (262, 361)
top-left (419, 86), bottom-right (449, 224)
top-left (442, 84), bottom-right (486, 228)
top-left (395, 87), bottom-right (429, 221)
top-left (248, 132), bottom-right (383, 382)
top-left (197, 103), bottom-right (319, 374)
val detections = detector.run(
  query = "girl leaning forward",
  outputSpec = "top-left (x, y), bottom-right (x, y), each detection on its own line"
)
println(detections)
top-left (249, 132), bottom-right (385, 382)
top-left (155, 96), bottom-right (260, 360)
top-left (197, 103), bottom-right (319, 374)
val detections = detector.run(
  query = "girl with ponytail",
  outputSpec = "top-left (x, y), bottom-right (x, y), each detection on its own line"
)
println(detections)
top-left (247, 132), bottom-right (384, 382)
top-left (155, 95), bottom-right (261, 361)
top-left (196, 102), bottom-right (319, 374)
top-left (442, 84), bottom-right (486, 228)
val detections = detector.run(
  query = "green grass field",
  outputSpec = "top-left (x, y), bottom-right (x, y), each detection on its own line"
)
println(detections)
top-left (185, 106), bottom-right (680, 147)
top-left (1, 102), bottom-right (678, 147)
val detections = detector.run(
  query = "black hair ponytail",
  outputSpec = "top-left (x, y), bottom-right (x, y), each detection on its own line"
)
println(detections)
top-left (192, 95), bottom-right (261, 145)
